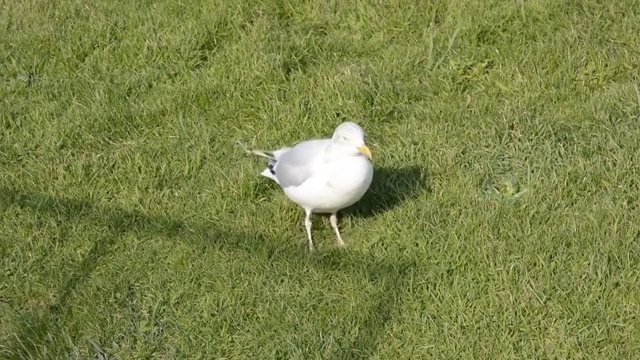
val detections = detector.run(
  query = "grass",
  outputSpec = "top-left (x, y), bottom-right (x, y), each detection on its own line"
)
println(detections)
top-left (1, 0), bottom-right (640, 358)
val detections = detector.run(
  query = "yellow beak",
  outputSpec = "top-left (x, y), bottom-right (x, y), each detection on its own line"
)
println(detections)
top-left (357, 144), bottom-right (372, 160)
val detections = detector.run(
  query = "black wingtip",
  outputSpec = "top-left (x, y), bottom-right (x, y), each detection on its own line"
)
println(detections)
top-left (268, 160), bottom-right (276, 175)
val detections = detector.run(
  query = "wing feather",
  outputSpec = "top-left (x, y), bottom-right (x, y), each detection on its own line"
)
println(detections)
top-left (274, 139), bottom-right (329, 188)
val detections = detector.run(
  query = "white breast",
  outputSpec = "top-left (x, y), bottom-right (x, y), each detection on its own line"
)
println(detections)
top-left (283, 155), bottom-right (373, 213)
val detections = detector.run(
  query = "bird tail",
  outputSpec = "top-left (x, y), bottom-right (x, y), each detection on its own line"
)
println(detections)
top-left (237, 141), bottom-right (286, 184)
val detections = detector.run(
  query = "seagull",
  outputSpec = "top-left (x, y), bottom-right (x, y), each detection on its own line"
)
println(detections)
top-left (248, 122), bottom-right (374, 251)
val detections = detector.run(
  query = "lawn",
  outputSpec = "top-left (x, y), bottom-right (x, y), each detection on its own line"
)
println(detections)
top-left (1, 0), bottom-right (640, 358)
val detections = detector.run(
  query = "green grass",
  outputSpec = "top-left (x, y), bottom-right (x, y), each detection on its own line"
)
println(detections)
top-left (2, 0), bottom-right (640, 358)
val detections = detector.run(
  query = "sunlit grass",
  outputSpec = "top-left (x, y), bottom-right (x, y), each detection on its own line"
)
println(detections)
top-left (1, 0), bottom-right (640, 358)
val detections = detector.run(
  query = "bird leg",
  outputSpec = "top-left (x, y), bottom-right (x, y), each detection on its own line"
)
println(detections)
top-left (304, 209), bottom-right (315, 252)
top-left (330, 213), bottom-right (345, 247)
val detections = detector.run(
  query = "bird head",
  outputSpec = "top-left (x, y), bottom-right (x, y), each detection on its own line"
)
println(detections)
top-left (332, 122), bottom-right (372, 160)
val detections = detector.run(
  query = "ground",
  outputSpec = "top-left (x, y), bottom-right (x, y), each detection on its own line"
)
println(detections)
top-left (1, 0), bottom-right (639, 358)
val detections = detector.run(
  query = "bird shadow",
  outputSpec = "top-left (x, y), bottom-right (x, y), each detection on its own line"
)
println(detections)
top-left (344, 165), bottom-right (430, 218)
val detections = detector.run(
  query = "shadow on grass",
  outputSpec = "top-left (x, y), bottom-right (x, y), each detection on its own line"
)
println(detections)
top-left (0, 186), bottom-right (416, 359)
top-left (345, 165), bottom-right (430, 218)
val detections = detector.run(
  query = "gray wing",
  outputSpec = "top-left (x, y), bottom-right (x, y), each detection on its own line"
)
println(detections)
top-left (274, 139), bottom-right (329, 188)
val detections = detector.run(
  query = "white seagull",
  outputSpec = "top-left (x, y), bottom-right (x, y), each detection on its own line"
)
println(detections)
top-left (249, 122), bottom-right (374, 251)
